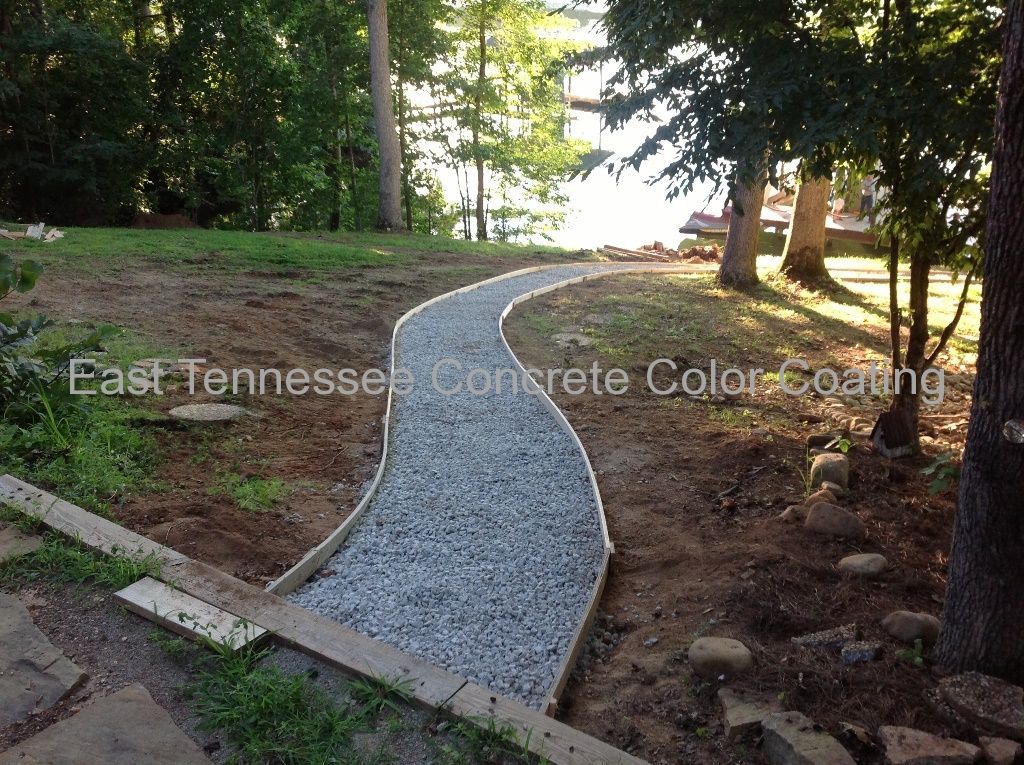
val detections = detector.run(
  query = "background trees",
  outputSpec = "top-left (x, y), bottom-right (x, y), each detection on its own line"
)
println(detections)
top-left (0, 0), bottom-right (583, 239)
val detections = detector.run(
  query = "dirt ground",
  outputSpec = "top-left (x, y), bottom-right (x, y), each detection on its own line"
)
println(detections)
top-left (503, 273), bottom-right (974, 764)
top-left (9, 241), bottom-right (589, 585)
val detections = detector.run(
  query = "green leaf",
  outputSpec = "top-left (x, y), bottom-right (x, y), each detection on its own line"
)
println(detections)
top-left (15, 260), bottom-right (43, 292)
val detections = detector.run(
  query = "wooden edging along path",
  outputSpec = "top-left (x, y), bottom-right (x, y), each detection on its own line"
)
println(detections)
top-left (0, 474), bottom-right (649, 765)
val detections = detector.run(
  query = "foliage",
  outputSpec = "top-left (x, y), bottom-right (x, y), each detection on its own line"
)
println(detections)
top-left (348, 676), bottom-right (414, 717)
top-left (922, 452), bottom-right (961, 495)
top-left (432, 715), bottom-right (550, 765)
top-left (895, 638), bottom-right (927, 668)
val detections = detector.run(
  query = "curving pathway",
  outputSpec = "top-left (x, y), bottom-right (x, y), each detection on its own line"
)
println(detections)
top-left (290, 263), bottom-right (698, 708)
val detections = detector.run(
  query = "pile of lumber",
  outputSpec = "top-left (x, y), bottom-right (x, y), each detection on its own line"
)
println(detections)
top-left (0, 222), bottom-right (65, 242)
top-left (602, 242), bottom-right (722, 264)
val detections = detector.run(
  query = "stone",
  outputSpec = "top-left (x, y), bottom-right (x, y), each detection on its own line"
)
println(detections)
top-left (0, 594), bottom-right (87, 727)
top-left (979, 736), bottom-right (1021, 765)
top-left (688, 637), bottom-right (754, 680)
top-left (806, 434), bottom-right (840, 450)
top-left (877, 725), bottom-right (981, 765)
top-left (0, 523), bottom-right (43, 563)
top-left (168, 403), bottom-right (249, 422)
top-left (718, 687), bottom-right (782, 740)
top-left (838, 553), bottom-right (889, 579)
top-left (821, 480), bottom-right (846, 497)
top-left (780, 505), bottom-right (808, 523)
top-left (0, 684), bottom-right (212, 764)
top-left (804, 488), bottom-right (839, 507)
top-left (761, 711), bottom-right (856, 765)
top-left (805, 503), bottom-right (867, 540)
top-left (939, 673), bottom-right (1024, 741)
top-left (810, 453), bottom-right (850, 489)
top-left (792, 624), bottom-right (858, 650)
top-left (550, 332), bottom-right (592, 349)
top-left (841, 640), bottom-right (882, 664)
top-left (882, 611), bottom-right (941, 646)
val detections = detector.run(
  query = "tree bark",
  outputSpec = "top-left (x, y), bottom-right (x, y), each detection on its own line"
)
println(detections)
top-left (719, 168), bottom-right (767, 288)
top-left (936, 0), bottom-right (1024, 684)
top-left (780, 175), bottom-right (832, 283)
top-left (367, 0), bottom-right (404, 231)
top-left (473, 4), bottom-right (488, 240)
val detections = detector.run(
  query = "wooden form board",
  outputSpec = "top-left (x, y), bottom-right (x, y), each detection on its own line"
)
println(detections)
top-left (0, 475), bottom-right (652, 765)
top-left (114, 576), bottom-right (267, 651)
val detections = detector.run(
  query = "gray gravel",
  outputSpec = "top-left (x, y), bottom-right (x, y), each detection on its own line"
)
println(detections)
top-left (290, 264), bottom-right (670, 708)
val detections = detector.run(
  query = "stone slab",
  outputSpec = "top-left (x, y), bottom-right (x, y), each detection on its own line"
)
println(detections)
top-left (0, 683), bottom-right (212, 764)
top-left (0, 522), bottom-right (43, 563)
top-left (0, 593), bottom-right (87, 727)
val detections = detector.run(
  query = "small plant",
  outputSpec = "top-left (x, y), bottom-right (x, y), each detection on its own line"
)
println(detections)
top-left (922, 452), bottom-right (961, 495)
top-left (148, 630), bottom-right (190, 661)
top-left (432, 715), bottom-right (550, 765)
top-left (349, 675), bottom-right (415, 717)
top-left (895, 638), bottom-right (926, 667)
top-left (210, 473), bottom-right (287, 512)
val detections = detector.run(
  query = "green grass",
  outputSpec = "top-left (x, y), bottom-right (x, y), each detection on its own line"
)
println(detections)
top-left (0, 525), bottom-right (161, 589)
top-left (432, 716), bottom-right (551, 765)
top-left (211, 473), bottom-right (288, 512)
top-left (3, 227), bottom-right (585, 279)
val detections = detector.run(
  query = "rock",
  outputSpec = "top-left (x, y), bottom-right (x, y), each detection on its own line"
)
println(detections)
top-left (805, 503), bottom-right (867, 540)
top-left (688, 637), bottom-right (754, 680)
top-left (979, 736), bottom-right (1021, 765)
top-left (0, 594), bottom-right (88, 726)
top-left (939, 673), bottom-right (1024, 741)
top-left (838, 553), bottom-right (889, 579)
top-left (550, 332), bottom-right (592, 349)
top-left (168, 403), bottom-right (249, 422)
top-left (804, 488), bottom-right (839, 507)
top-left (718, 687), bottom-right (783, 740)
top-left (0, 523), bottom-right (43, 564)
top-left (810, 453), bottom-right (850, 489)
top-left (806, 433), bottom-right (842, 450)
top-left (841, 640), bottom-right (882, 664)
top-left (792, 623), bottom-right (858, 650)
top-left (877, 725), bottom-right (981, 765)
top-left (821, 480), bottom-right (846, 497)
top-left (882, 611), bottom-right (941, 646)
top-left (780, 505), bottom-right (808, 523)
top-left (0, 684), bottom-right (213, 764)
top-left (761, 711), bottom-right (856, 765)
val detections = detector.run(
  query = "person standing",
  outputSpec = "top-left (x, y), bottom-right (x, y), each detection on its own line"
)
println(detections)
top-left (860, 174), bottom-right (878, 226)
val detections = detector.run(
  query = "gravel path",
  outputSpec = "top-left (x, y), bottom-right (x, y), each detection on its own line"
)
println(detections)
top-left (290, 264), bottom-right (680, 708)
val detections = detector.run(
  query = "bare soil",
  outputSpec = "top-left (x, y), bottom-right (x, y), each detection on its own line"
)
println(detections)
top-left (11, 243), bottom-right (586, 584)
top-left (503, 273), bottom-right (974, 764)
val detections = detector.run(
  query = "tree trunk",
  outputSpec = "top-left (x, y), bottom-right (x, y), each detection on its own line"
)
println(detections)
top-left (719, 168), bottom-right (767, 288)
top-left (367, 0), bottom-right (404, 231)
top-left (936, 0), bottom-right (1024, 684)
top-left (780, 175), bottom-right (832, 283)
top-left (473, 4), bottom-right (487, 240)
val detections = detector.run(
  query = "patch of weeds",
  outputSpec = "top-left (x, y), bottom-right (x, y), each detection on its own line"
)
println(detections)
top-left (521, 312), bottom-right (559, 335)
top-left (922, 452), bottom-right (961, 495)
top-left (148, 630), bottom-right (191, 662)
top-left (190, 647), bottom-right (366, 765)
top-left (0, 533), bottom-right (160, 589)
top-left (210, 473), bottom-right (287, 512)
top-left (349, 675), bottom-right (414, 717)
top-left (707, 406), bottom-right (754, 429)
top-left (433, 715), bottom-right (550, 765)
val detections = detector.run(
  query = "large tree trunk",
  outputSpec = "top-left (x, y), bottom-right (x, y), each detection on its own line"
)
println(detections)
top-left (473, 5), bottom-right (488, 240)
top-left (719, 168), bottom-right (767, 288)
top-left (780, 175), bottom-right (831, 283)
top-left (936, 0), bottom-right (1024, 684)
top-left (367, 0), bottom-right (404, 231)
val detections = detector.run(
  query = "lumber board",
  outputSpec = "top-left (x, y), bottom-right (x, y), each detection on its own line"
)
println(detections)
top-left (0, 475), bottom-right (187, 566)
top-left (114, 576), bottom-right (267, 650)
top-left (0, 480), bottom-right (652, 765)
top-left (448, 682), bottom-right (648, 765)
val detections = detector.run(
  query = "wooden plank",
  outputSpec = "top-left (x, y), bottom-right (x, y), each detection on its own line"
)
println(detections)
top-left (448, 682), bottom-right (648, 765)
top-left (0, 476), bottom-right (650, 765)
top-left (114, 576), bottom-right (267, 651)
top-left (0, 475), bottom-right (187, 566)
